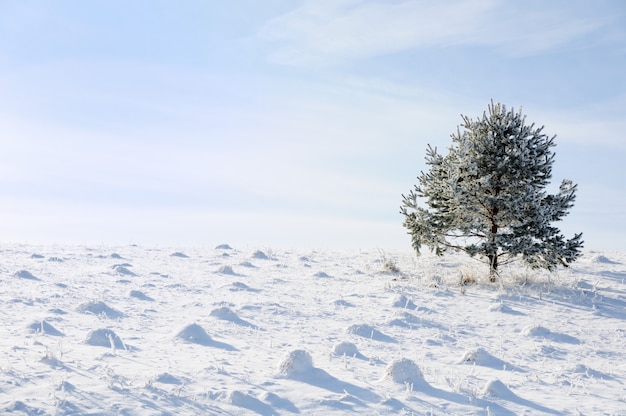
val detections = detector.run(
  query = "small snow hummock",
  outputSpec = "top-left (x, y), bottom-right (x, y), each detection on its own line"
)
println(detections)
top-left (346, 323), bottom-right (376, 338)
top-left (252, 250), bottom-right (270, 260)
top-left (76, 301), bottom-right (124, 319)
top-left (215, 265), bottom-right (239, 275)
top-left (385, 358), bottom-right (425, 386)
top-left (228, 390), bottom-right (268, 409)
top-left (175, 323), bottom-right (213, 346)
top-left (455, 347), bottom-right (517, 371)
top-left (332, 341), bottom-right (360, 357)
top-left (28, 320), bottom-right (64, 336)
top-left (14, 270), bottom-right (40, 280)
top-left (487, 302), bottom-right (525, 315)
top-left (84, 328), bottom-right (126, 349)
top-left (210, 306), bottom-right (240, 321)
top-left (129, 290), bottom-right (154, 301)
top-left (346, 323), bottom-right (396, 342)
top-left (521, 324), bottom-right (551, 337)
top-left (277, 349), bottom-right (314, 377)
top-left (155, 373), bottom-right (182, 385)
top-left (457, 347), bottom-right (500, 365)
top-left (482, 379), bottom-right (515, 398)
top-left (112, 265), bottom-right (137, 276)
top-left (392, 294), bottom-right (417, 310)
top-left (585, 254), bottom-right (619, 264)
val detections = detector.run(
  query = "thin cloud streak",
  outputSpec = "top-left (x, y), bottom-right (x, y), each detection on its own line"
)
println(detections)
top-left (260, 0), bottom-right (606, 65)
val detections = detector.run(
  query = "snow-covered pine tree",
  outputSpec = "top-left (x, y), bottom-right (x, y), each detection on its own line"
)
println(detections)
top-left (400, 101), bottom-right (583, 281)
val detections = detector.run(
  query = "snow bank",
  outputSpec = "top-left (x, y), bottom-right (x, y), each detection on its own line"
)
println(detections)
top-left (2, 244), bottom-right (625, 415)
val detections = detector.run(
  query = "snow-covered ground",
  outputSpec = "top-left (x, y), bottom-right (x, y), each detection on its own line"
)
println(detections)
top-left (1, 243), bottom-right (625, 415)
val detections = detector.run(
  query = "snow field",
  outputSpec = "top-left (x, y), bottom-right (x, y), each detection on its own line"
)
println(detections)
top-left (1, 244), bottom-right (625, 415)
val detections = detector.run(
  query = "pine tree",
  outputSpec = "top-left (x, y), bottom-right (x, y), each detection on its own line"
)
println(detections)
top-left (400, 101), bottom-right (583, 281)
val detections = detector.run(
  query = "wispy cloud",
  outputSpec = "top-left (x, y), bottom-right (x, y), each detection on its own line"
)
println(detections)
top-left (260, 0), bottom-right (607, 65)
top-left (538, 93), bottom-right (626, 149)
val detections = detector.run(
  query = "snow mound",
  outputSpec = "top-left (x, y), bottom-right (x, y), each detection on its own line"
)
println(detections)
top-left (252, 250), bottom-right (270, 260)
top-left (215, 244), bottom-right (233, 250)
top-left (385, 358), bottom-right (425, 385)
top-left (333, 299), bottom-right (354, 307)
top-left (112, 265), bottom-right (136, 276)
top-left (170, 252), bottom-right (189, 258)
top-left (48, 308), bottom-right (67, 315)
top-left (210, 306), bottom-right (240, 321)
top-left (347, 323), bottom-right (374, 337)
top-left (129, 290), bottom-right (154, 301)
top-left (14, 270), bottom-right (40, 280)
top-left (40, 354), bottom-right (65, 369)
top-left (482, 379), bottom-right (515, 398)
top-left (457, 348), bottom-right (507, 369)
top-left (570, 364), bottom-right (612, 379)
top-left (313, 271), bottom-right (331, 278)
top-left (175, 323), bottom-right (213, 346)
top-left (521, 324), bottom-right (551, 337)
top-left (76, 301), bottom-right (124, 319)
top-left (28, 320), bottom-right (64, 336)
top-left (215, 265), bottom-right (240, 275)
top-left (155, 372), bottom-right (182, 385)
top-left (488, 303), bottom-right (523, 315)
top-left (238, 261), bottom-right (257, 268)
top-left (379, 397), bottom-right (407, 412)
top-left (262, 392), bottom-right (299, 413)
top-left (346, 324), bottom-right (396, 342)
top-left (229, 390), bottom-right (274, 414)
top-left (388, 310), bottom-right (421, 327)
top-left (3, 401), bottom-right (45, 415)
top-left (31, 254), bottom-right (45, 259)
top-left (586, 254), bottom-right (619, 264)
top-left (332, 341), bottom-right (364, 358)
top-left (209, 305), bottom-right (256, 329)
top-left (522, 324), bottom-right (579, 344)
top-left (392, 294), bottom-right (417, 309)
top-left (228, 281), bottom-right (260, 292)
top-left (277, 349), bottom-right (314, 376)
top-left (84, 328), bottom-right (126, 349)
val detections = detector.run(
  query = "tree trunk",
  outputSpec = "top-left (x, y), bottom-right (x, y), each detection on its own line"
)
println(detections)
top-left (488, 207), bottom-right (499, 282)
top-left (488, 253), bottom-right (498, 282)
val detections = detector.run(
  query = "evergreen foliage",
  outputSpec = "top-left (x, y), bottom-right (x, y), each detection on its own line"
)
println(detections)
top-left (400, 101), bottom-right (583, 281)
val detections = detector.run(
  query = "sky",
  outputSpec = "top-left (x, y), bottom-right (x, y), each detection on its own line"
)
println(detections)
top-left (0, 0), bottom-right (624, 251)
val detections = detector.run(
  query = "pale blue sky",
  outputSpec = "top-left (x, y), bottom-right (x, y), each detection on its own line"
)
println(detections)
top-left (0, 0), bottom-right (624, 250)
